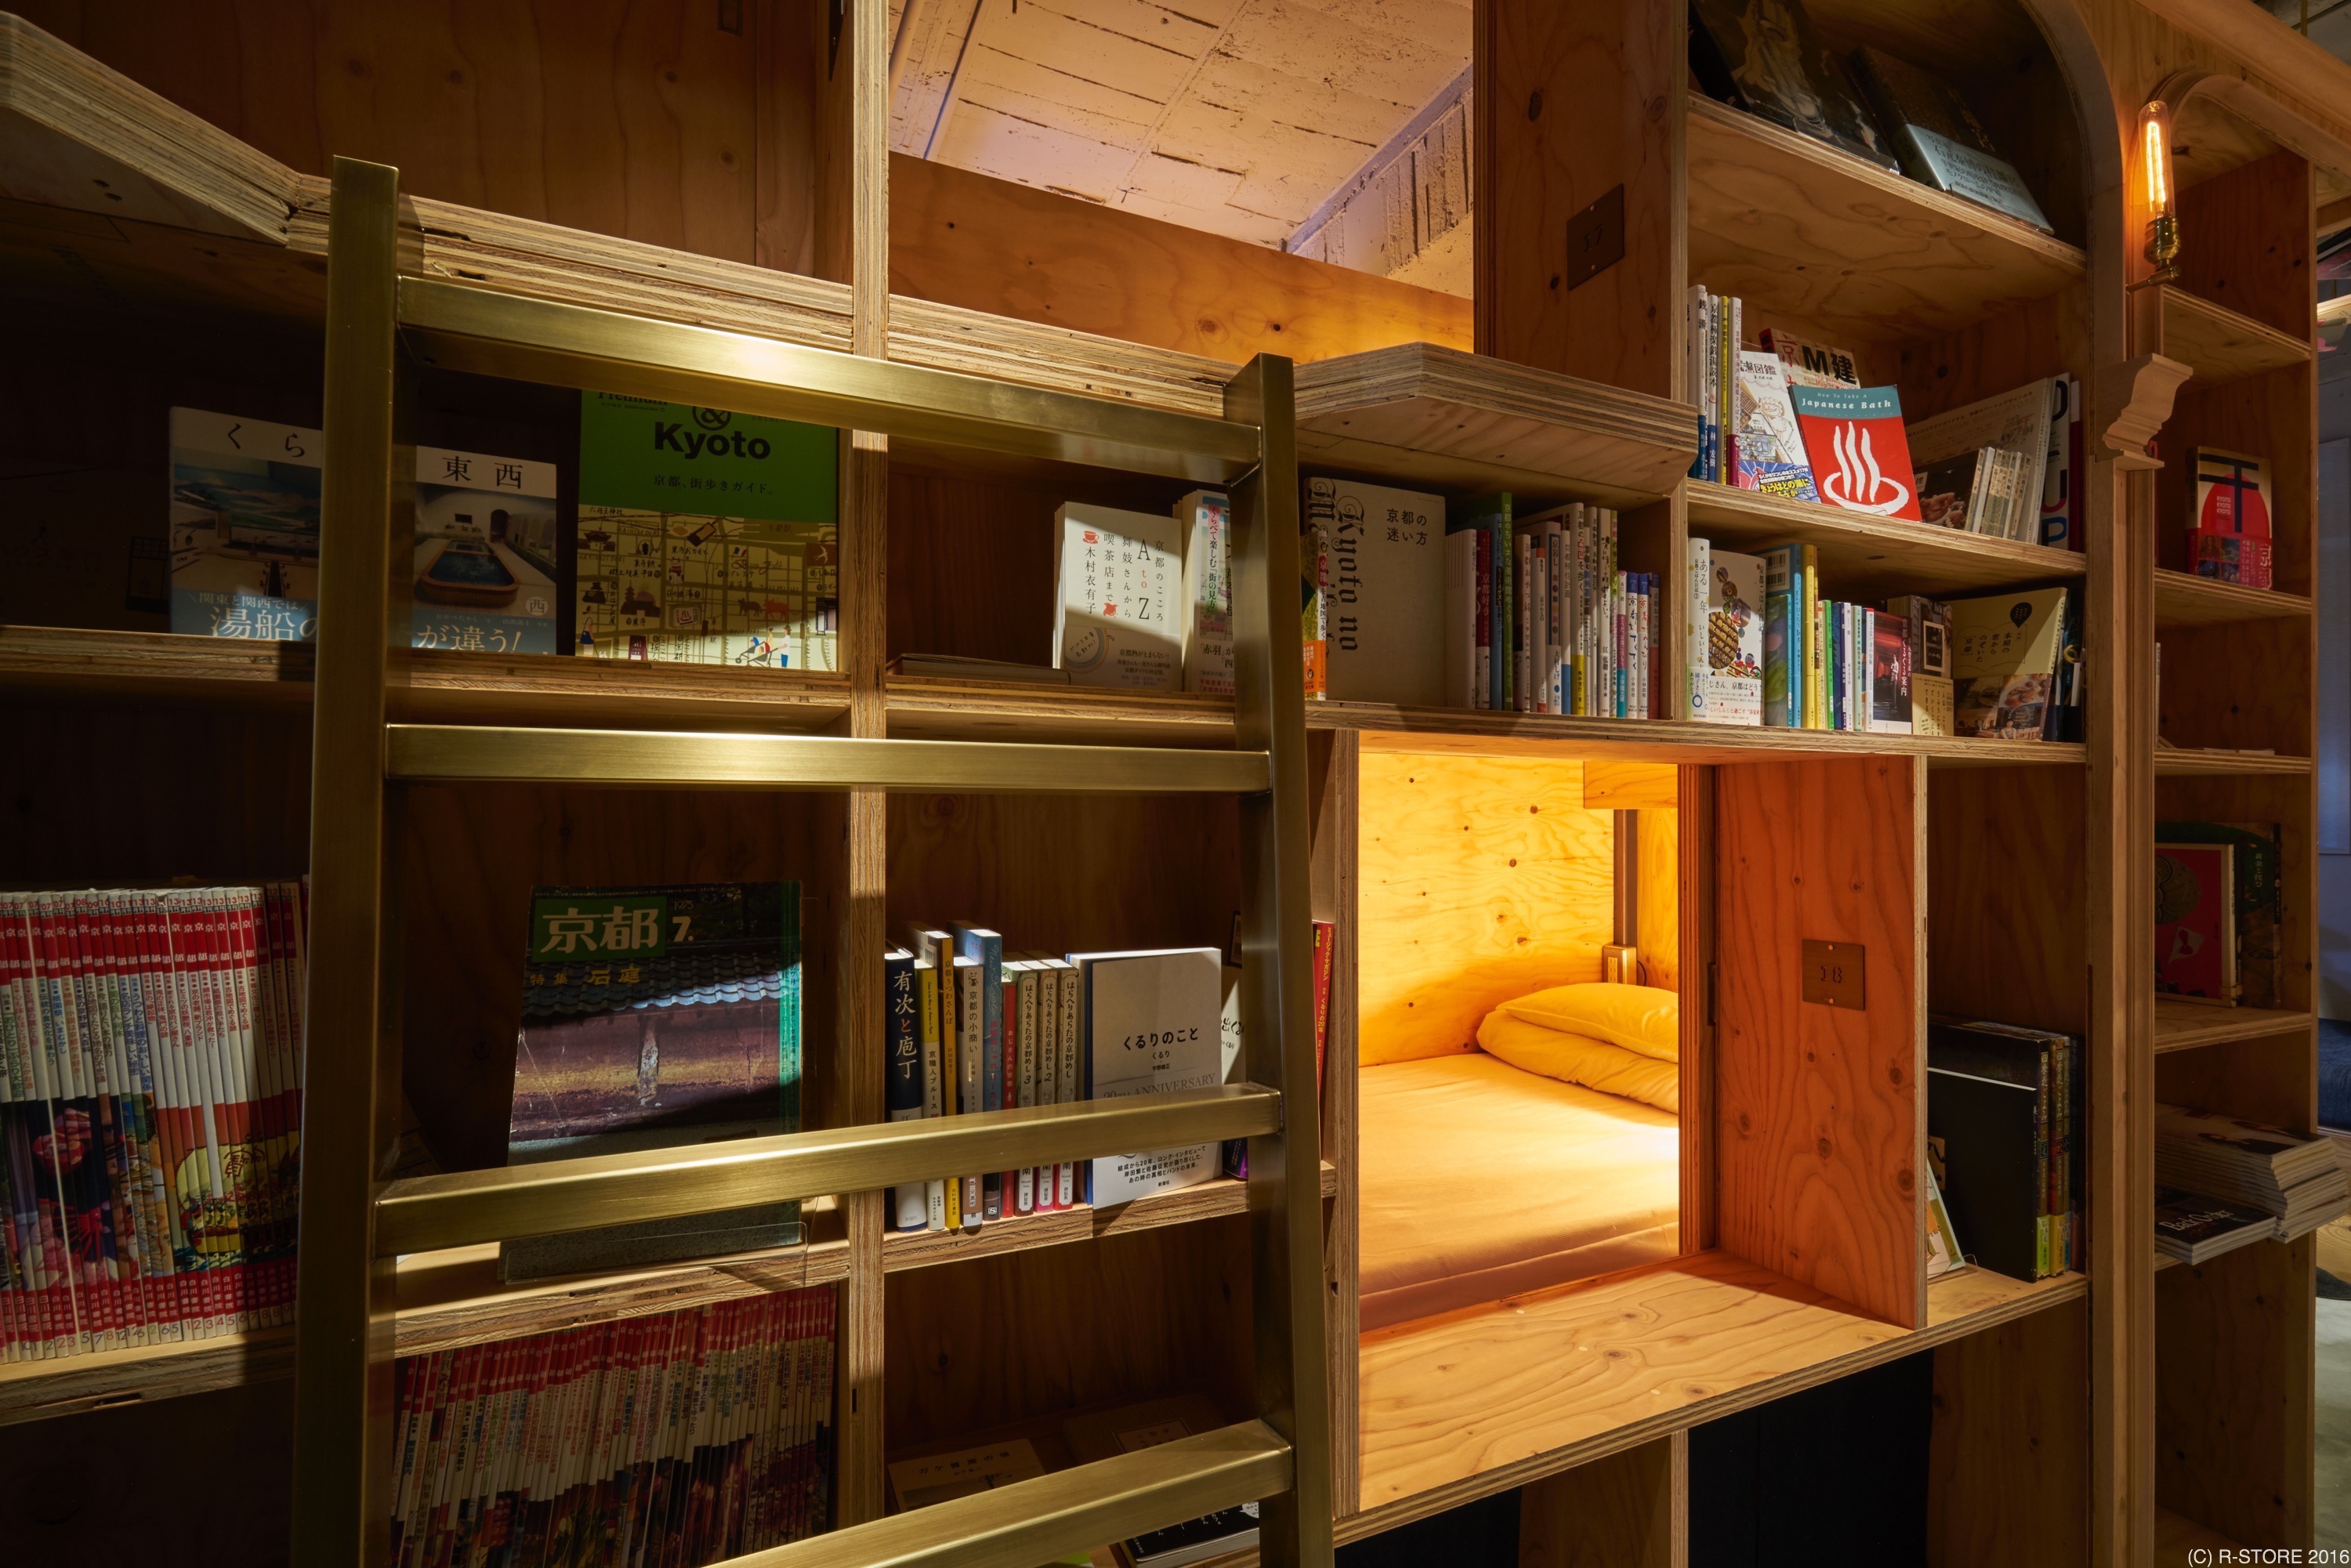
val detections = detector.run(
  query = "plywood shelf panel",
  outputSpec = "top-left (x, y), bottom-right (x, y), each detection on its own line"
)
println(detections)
top-left (1684, 96), bottom-right (2085, 344)
top-left (2153, 999), bottom-right (2317, 1053)
top-left (1313, 701), bottom-right (2084, 769)
top-left (1294, 344), bottom-right (1698, 507)
top-left (395, 1171), bottom-right (1332, 1359)
top-left (2152, 748), bottom-right (2312, 778)
top-left (1688, 480), bottom-right (2085, 597)
top-left (0, 625), bottom-right (857, 730)
top-left (2154, 1505), bottom-right (2246, 1553)
top-left (2161, 287), bottom-right (2316, 388)
top-left (2154, 569), bottom-right (2313, 629)
top-left (1353, 1249), bottom-right (2085, 1520)
top-left (0, 1325), bottom-right (297, 1425)
top-left (885, 677), bottom-right (1236, 748)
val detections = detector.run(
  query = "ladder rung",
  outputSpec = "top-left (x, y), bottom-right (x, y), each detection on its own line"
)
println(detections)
top-left (373, 1085), bottom-right (1283, 1256)
top-left (726, 1420), bottom-right (1291, 1568)
top-left (397, 276), bottom-right (1262, 483)
top-left (385, 725), bottom-right (1271, 794)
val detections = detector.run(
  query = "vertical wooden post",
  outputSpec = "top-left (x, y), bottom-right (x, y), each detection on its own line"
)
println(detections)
top-left (290, 155), bottom-right (404, 1568)
top-left (1474, 0), bottom-right (1683, 396)
top-left (831, 0), bottom-right (894, 1531)
top-left (1228, 353), bottom-right (1335, 1568)
top-left (1311, 726), bottom-right (1362, 1518)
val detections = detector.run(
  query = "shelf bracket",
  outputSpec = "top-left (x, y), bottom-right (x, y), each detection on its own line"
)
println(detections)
top-left (2092, 353), bottom-right (2193, 473)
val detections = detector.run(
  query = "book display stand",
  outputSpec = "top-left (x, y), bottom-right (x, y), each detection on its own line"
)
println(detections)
top-left (0, 1), bottom-right (2345, 1563)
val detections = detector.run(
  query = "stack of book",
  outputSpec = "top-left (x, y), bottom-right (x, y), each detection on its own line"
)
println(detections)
top-left (1925, 1018), bottom-right (2084, 1281)
top-left (1692, 550), bottom-right (2081, 741)
top-left (389, 1286), bottom-right (838, 1567)
top-left (884, 924), bottom-right (1334, 1233)
top-left (2, 882), bottom-right (308, 1361)
top-left (2154, 1189), bottom-right (2285, 1267)
top-left (2155, 1105), bottom-right (2350, 1254)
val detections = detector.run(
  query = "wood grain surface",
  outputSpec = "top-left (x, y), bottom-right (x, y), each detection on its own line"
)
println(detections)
top-left (1516, 1433), bottom-right (1684, 1568)
top-left (888, 152), bottom-right (1470, 367)
top-left (1355, 751), bottom-right (1614, 1065)
top-left (1929, 766), bottom-right (2089, 1036)
top-left (1713, 758), bottom-right (1923, 1330)
top-left (1926, 1297), bottom-right (2091, 1568)
top-left (2156, 1236), bottom-right (2316, 1549)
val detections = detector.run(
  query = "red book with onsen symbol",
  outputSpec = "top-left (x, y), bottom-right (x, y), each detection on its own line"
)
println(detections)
top-left (1788, 385), bottom-right (1922, 522)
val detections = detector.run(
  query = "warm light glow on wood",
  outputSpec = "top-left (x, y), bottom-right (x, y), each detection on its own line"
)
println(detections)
top-left (2140, 100), bottom-right (2172, 218)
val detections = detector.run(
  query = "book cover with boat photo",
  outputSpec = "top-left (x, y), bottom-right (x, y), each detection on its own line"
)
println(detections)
top-left (412, 445), bottom-right (560, 654)
top-left (168, 407), bottom-right (323, 640)
top-left (504, 882), bottom-right (804, 1280)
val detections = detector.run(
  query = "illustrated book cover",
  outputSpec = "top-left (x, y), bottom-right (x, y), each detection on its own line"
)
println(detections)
top-left (2154, 842), bottom-right (2238, 1005)
top-left (574, 393), bottom-right (839, 670)
top-left (1946, 587), bottom-right (2065, 740)
top-left (1731, 350), bottom-right (1817, 502)
top-left (505, 882), bottom-right (802, 1279)
top-left (1688, 0), bottom-right (1900, 172)
top-left (2190, 446), bottom-right (2273, 588)
top-left (1788, 386), bottom-right (1921, 520)
top-left (1176, 489), bottom-right (1234, 697)
top-left (1697, 545), bottom-right (1765, 726)
top-left (411, 445), bottom-right (561, 655)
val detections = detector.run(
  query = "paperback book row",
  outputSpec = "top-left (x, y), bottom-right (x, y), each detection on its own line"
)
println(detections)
top-left (1693, 0), bottom-right (2056, 234)
top-left (2153, 1106), bottom-right (2349, 1266)
top-left (1694, 543), bottom-right (2083, 741)
top-left (888, 1392), bottom-right (1252, 1568)
top-left (170, 394), bottom-right (840, 669)
top-left (884, 922), bottom-right (1333, 1233)
top-left (389, 1286), bottom-right (839, 1568)
top-left (2154, 822), bottom-right (2287, 1009)
top-left (0, 882), bottom-right (307, 1362)
top-left (1687, 292), bottom-right (2084, 551)
top-left (1925, 1017), bottom-right (2085, 1282)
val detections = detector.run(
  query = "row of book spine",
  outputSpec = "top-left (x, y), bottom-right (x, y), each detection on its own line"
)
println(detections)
top-left (1444, 501), bottom-right (1661, 718)
top-left (389, 1285), bottom-right (838, 1568)
top-left (886, 926), bottom-right (1081, 1232)
top-left (0, 882), bottom-right (307, 1362)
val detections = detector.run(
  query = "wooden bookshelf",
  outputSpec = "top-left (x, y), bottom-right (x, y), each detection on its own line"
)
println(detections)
top-left (1686, 480), bottom-right (2088, 597)
top-left (2153, 1000), bottom-right (2319, 1054)
top-left (2153, 748), bottom-right (2313, 778)
top-left (2161, 286), bottom-right (2317, 389)
top-left (1683, 94), bottom-right (2086, 343)
top-left (0, 1327), bottom-right (298, 1427)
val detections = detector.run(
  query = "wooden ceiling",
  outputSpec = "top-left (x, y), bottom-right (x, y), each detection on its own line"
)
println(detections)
top-left (886, 0), bottom-right (1470, 250)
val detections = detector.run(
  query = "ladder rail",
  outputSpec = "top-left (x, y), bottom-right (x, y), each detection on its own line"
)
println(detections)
top-left (292, 156), bottom-right (1332, 1568)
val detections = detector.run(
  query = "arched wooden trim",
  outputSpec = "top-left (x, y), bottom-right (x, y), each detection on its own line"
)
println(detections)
top-left (2153, 67), bottom-right (2351, 190)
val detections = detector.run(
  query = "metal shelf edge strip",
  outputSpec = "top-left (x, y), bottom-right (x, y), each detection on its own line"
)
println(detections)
top-left (375, 1085), bottom-right (1284, 1256)
top-left (385, 725), bottom-right (1273, 793)
top-left (725, 1420), bottom-right (1291, 1568)
top-left (397, 277), bottom-right (1261, 480)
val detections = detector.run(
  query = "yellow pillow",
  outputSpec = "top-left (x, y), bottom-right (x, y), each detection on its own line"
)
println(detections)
top-left (1499, 983), bottom-right (1679, 1063)
top-left (1476, 1013), bottom-right (1679, 1114)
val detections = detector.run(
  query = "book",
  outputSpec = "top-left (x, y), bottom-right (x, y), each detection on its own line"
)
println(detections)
top-left (1788, 385), bottom-right (1921, 520)
top-left (1912, 449), bottom-right (1994, 531)
top-left (1759, 326), bottom-right (1862, 390)
top-left (1443, 525), bottom-right (1480, 708)
top-left (504, 883), bottom-right (803, 1280)
top-left (1912, 673), bottom-right (1955, 737)
top-left (2156, 1105), bottom-right (2350, 1235)
top-left (1070, 947), bottom-right (1223, 1208)
top-left (1176, 490), bottom-right (1235, 696)
top-left (1927, 1019), bottom-right (2081, 1280)
top-left (1063, 1395), bottom-right (1259, 1568)
top-left (1947, 587), bottom-right (2067, 740)
top-left (887, 1437), bottom-right (1048, 1512)
top-left (1731, 350), bottom-right (1818, 501)
top-left (1687, 535), bottom-right (1712, 722)
top-left (2190, 447), bottom-right (2273, 588)
top-left (1688, 0), bottom-right (1900, 172)
top-left (2156, 822), bottom-right (2284, 1010)
top-left (168, 407), bottom-right (324, 640)
top-left (573, 393), bottom-right (839, 669)
top-left (2154, 1186), bottom-right (2278, 1265)
top-left (1757, 543), bottom-right (1802, 727)
top-left (1052, 502), bottom-right (1185, 690)
top-left (885, 949), bottom-right (927, 1232)
top-left (392, 1287), bottom-right (837, 1563)
top-left (1457, 494), bottom-right (1515, 711)
top-left (950, 923), bottom-right (1005, 1220)
top-left (1884, 594), bottom-right (1951, 679)
top-left (1868, 607), bottom-right (1912, 733)
top-left (1315, 477), bottom-right (1447, 707)
top-left (2041, 375), bottom-right (2084, 549)
top-left (1904, 380), bottom-right (2059, 541)
top-left (2154, 842), bottom-right (2238, 1005)
top-left (1925, 1161), bottom-right (1966, 1279)
top-left (1697, 545), bottom-right (1764, 726)
top-left (1846, 45), bottom-right (2055, 232)
top-left (411, 446), bottom-right (562, 655)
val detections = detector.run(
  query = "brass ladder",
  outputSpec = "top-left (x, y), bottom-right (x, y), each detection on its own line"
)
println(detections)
top-left (286, 158), bottom-right (1331, 1568)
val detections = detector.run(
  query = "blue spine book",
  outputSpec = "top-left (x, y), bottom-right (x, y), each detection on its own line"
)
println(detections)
top-left (950, 922), bottom-right (1004, 1219)
top-left (883, 949), bottom-right (927, 1230)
